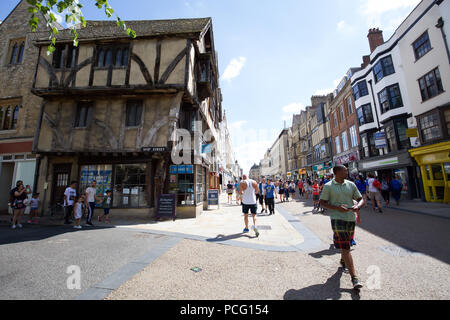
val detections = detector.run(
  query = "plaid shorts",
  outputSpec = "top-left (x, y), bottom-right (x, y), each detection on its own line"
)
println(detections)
top-left (331, 219), bottom-right (355, 250)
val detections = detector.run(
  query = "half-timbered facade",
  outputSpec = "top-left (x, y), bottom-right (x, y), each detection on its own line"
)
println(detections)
top-left (31, 18), bottom-right (223, 218)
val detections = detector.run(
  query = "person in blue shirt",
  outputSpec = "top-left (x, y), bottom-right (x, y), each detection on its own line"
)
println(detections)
top-left (355, 175), bottom-right (368, 208)
top-left (263, 179), bottom-right (277, 215)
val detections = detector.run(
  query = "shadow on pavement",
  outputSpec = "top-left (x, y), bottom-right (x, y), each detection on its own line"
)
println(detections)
top-left (309, 244), bottom-right (340, 259)
top-left (286, 197), bottom-right (450, 265)
top-left (206, 233), bottom-right (258, 242)
top-left (356, 207), bottom-right (450, 264)
top-left (0, 223), bottom-right (115, 246)
top-left (283, 268), bottom-right (361, 300)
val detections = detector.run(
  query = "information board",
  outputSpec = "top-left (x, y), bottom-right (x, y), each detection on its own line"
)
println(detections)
top-left (156, 194), bottom-right (177, 221)
top-left (207, 189), bottom-right (219, 206)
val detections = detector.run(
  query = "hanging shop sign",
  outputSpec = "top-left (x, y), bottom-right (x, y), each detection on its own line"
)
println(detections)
top-left (374, 131), bottom-right (387, 149)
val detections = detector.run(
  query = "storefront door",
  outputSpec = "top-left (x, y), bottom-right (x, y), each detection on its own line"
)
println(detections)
top-left (421, 163), bottom-right (449, 203)
top-left (51, 164), bottom-right (72, 205)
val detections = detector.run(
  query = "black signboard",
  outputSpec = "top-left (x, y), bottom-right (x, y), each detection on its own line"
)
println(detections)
top-left (156, 194), bottom-right (176, 221)
top-left (141, 147), bottom-right (168, 152)
top-left (208, 189), bottom-right (219, 206)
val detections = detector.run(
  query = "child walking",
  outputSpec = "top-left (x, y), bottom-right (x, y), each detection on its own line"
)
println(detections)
top-left (28, 193), bottom-right (40, 224)
top-left (98, 190), bottom-right (112, 223)
top-left (73, 196), bottom-right (84, 229)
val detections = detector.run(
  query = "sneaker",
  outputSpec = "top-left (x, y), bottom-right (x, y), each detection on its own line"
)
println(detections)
top-left (17, 224), bottom-right (23, 228)
top-left (243, 228), bottom-right (250, 233)
top-left (27, 220), bottom-right (33, 224)
top-left (378, 208), bottom-right (383, 213)
top-left (85, 222), bottom-right (94, 227)
top-left (11, 224), bottom-right (16, 229)
top-left (350, 239), bottom-right (357, 246)
top-left (254, 227), bottom-right (260, 237)
top-left (352, 277), bottom-right (363, 290)
top-left (73, 225), bottom-right (82, 229)
top-left (340, 259), bottom-right (349, 273)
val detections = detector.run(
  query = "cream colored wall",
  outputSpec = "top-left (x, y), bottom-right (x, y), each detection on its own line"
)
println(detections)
top-left (398, 2), bottom-right (450, 117)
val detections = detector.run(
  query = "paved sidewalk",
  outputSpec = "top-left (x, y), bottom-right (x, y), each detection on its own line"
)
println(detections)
top-left (116, 193), bottom-right (309, 251)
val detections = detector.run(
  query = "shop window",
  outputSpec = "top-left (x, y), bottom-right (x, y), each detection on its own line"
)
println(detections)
top-left (113, 164), bottom-right (148, 208)
top-left (419, 112), bottom-right (442, 142)
top-left (177, 173), bottom-right (195, 206)
top-left (349, 125), bottom-right (358, 148)
top-left (395, 119), bottom-right (410, 150)
top-left (80, 165), bottom-right (113, 206)
top-left (385, 124), bottom-right (397, 152)
top-left (445, 163), bottom-right (450, 181)
top-left (431, 165), bottom-right (444, 180)
top-left (418, 68), bottom-right (444, 102)
top-left (445, 109), bottom-right (450, 136)
top-left (196, 167), bottom-right (204, 204)
top-left (126, 100), bottom-right (143, 127)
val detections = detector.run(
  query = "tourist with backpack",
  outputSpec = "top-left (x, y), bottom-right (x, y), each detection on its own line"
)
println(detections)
top-left (367, 173), bottom-right (383, 213)
top-left (390, 176), bottom-right (403, 206)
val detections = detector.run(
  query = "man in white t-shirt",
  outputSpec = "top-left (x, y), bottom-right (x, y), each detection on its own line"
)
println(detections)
top-left (239, 174), bottom-right (260, 237)
top-left (64, 181), bottom-right (78, 224)
top-left (85, 180), bottom-right (100, 226)
top-left (366, 173), bottom-right (383, 213)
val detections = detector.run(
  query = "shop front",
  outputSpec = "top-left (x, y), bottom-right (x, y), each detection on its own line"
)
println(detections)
top-left (409, 141), bottom-right (450, 204)
top-left (0, 140), bottom-right (36, 214)
top-left (358, 151), bottom-right (419, 200)
top-left (312, 161), bottom-right (333, 178)
top-left (334, 150), bottom-right (360, 177)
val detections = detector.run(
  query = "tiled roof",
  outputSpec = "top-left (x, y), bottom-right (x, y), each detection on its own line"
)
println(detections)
top-left (35, 17), bottom-right (211, 42)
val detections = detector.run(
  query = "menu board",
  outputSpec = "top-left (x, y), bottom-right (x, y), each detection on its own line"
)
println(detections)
top-left (156, 194), bottom-right (177, 221)
top-left (208, 189), bottom-right (219, 206)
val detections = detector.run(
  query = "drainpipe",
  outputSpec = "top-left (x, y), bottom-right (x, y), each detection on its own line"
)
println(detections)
top-left (436, 17), bottom-right (450, 64)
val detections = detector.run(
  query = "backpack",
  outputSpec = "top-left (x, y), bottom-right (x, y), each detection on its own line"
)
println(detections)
top-left (381, 181), bottom-right (389, 191)
top-left (372, 179), bottom-right (381, 190)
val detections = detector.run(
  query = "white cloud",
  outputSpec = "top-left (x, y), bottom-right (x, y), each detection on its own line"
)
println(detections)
top-left (229, 120), bottom-right (248, 131)
top-left (337, 20), bottom-right (346, 30)
top-left (314, 78), bottom-right (341, 96)
top-left (49, 10), bottom-right (64, 24)
top-left (281, 102), bottom-right (304, 122)
top-left (360, 0), bottom-right (421, 29)
top-left (221, 57), bottom-right (247, 82)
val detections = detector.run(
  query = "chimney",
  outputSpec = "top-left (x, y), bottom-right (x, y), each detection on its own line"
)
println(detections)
top-left (361, 55), bottom-right (371, 68)
top-left (367, 28), bottom-right (384, 53)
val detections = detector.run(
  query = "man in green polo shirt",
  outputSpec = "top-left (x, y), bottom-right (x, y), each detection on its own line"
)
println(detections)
top-left (320, 164), bottom-right (364, 290)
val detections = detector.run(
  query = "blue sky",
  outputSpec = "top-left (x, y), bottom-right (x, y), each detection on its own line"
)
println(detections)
top-left (1, 0), bottom-right (421, 173)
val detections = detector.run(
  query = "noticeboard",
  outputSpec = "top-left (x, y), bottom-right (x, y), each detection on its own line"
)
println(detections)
top-left (156, 194), bottom-right (176, 221)
top-left (207, 189), bottom-right (219, 206)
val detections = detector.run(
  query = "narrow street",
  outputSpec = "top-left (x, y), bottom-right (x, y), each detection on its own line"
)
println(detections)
top-left (1, 193), bottom-right (449, 300)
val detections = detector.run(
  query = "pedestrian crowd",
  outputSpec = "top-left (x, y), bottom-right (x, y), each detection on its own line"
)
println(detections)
top-left (8, 179), bottom-right (113, 230)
